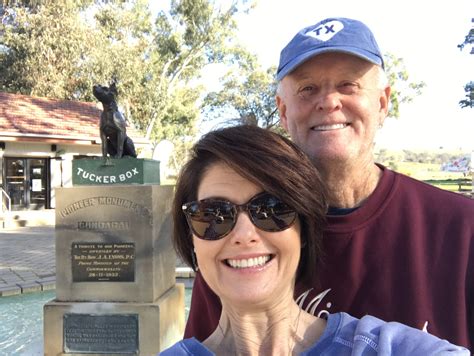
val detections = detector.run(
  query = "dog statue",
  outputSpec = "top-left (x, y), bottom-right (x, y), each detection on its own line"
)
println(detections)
top-left (92, 83), bottom-right (137, 159)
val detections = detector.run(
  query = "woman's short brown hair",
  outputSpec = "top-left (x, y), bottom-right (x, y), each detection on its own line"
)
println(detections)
top-left (172, 125), bottom-right (327, 284)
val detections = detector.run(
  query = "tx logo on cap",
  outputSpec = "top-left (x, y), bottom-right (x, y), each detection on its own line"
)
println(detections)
top-left (306, 20), bottom-right (344, 42)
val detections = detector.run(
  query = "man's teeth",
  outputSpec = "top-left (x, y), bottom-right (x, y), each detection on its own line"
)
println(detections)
top-left (313, 123), bottom-right (348, 131)
top-left (227, 255), bottom-right (271, 269)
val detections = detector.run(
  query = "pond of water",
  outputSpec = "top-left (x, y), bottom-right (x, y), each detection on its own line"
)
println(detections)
top-left (0, 288), bottom-right (192, 355)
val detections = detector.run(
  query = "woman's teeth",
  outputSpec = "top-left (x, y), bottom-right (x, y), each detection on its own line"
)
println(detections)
top-left (226, 255), bottom-right (271, 269)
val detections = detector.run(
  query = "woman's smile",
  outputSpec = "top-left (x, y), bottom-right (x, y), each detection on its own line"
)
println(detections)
top-left (225, 254), bottom-right (273, 269)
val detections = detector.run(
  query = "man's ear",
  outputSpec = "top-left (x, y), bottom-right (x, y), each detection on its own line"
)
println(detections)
top-left (379, 85), bottom-right (391, 124)
top-left (276, 94), bottom-right (289, 131)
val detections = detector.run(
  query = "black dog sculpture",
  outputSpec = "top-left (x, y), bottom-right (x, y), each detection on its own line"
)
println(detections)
top-left (92, 83), bottom-right (137, 159)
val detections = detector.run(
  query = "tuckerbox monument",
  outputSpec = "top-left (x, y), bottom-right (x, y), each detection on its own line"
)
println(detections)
top-left (43, 83), bottom-right (184, 355)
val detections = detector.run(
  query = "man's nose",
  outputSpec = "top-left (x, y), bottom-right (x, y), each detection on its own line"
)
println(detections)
top-left (315, 88), bottom-right (342, 112)
top-left (228, 212), bottom-right (260, 246)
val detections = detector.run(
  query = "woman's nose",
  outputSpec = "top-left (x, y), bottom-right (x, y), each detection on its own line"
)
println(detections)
top-left (228, 212), bottom-right (260, 245)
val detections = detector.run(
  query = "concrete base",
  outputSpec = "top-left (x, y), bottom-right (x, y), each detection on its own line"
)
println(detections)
top-left (43, 284), bottom-right (184, 356)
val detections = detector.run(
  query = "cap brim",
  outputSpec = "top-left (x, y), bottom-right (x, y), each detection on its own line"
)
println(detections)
top-left (276, 47), bottom-right (383, 81)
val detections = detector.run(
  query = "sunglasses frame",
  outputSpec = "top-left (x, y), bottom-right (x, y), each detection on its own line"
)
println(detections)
top-left (182, 192), bottom-right (297, 240)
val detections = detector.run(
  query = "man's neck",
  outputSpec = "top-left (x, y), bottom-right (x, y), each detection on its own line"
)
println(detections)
top-left (316, 160), bottom-right (382, 209)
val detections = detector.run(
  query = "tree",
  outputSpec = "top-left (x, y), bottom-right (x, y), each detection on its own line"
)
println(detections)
top-left (202, 47), bottom-right (282, 132)
top-left (458, 19), bottom-right (474, 108)
top-left (458, 18), bottom-right (474, 52)
top-left (144, 0), bottom-right (250, 142)
top-left (459, 81), bottom-right (474, 108)
top-left (383, 52), bottom-right (426, 118)
top-left (458, 18), bottom-right (474, 192)
top-left (0, 0), bottom-right (251, 169)
top-left (202, 49), bottom-right (425, 133)
top-left (0, 1), bottom-right (99, 98)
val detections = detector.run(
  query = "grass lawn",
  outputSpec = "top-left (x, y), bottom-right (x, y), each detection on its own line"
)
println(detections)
top-left (382, 161), bottom-right (473, 194)
top-left (424, 179), bottom-right (472, 192)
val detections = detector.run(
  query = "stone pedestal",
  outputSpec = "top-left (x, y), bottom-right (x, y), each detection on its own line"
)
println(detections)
top-left (44, 184), bottom-right (184, 355)
top-left (44, 285), bottom-right (184, 356)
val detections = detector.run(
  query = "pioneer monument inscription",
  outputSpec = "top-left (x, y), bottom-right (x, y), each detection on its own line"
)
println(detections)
top-left (71, 242), bottom-right (135, 282)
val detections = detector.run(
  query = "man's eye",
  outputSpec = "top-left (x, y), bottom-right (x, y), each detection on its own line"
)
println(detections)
top-left (301, 85), bottom-right (316, 92)
top-left (298, 86), bottom-right (317, 99)
top-left (339, 82), bottom-right (359, 94)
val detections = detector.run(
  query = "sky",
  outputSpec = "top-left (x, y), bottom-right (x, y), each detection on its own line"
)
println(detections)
top-left (156, 0), bottom-right (474, 151)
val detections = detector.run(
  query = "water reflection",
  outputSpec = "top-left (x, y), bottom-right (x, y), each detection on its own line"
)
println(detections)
top-left (0, 290), bottom-right (54, 355)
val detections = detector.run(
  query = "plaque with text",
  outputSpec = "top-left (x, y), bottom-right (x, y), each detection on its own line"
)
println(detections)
top-left (71, 242), bottom-right (135, 282)
top-left (64, 313), bottom-right (138, 354)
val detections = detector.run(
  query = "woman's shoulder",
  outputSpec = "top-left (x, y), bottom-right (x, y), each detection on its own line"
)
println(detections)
top-left (304, 313), bottom-right (469, 355)
top-left (159, 338), bottom-right (214, 356)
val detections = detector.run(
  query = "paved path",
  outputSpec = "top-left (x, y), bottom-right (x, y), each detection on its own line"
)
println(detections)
top-left (0, 226), bottom-right (56, 296)
top-left (0, 225), bottom-right (194, 297)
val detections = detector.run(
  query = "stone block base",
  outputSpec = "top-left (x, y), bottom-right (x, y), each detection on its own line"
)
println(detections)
top-left (43, 284), bottom-right (184, 356)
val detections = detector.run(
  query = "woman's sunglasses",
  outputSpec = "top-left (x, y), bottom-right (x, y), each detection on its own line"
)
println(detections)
top-left (182, 192), bottom-right (297, 240)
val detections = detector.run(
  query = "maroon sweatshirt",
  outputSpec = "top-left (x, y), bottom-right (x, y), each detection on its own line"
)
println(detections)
top-left (184, 166), bottom-right (474, 349)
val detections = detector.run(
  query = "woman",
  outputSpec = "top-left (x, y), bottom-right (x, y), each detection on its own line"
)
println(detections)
top-left (161, 125), bottom-right (468, 355)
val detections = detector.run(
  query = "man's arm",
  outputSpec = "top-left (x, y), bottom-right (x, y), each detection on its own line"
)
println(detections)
top-left (184, 271), bottom-right (222, 340)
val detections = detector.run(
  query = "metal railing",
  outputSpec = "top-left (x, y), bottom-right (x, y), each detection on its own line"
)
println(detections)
top-left (1, 188), bottom-right (11, 213)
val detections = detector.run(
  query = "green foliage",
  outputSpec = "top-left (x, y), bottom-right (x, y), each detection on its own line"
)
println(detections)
top-left (459, 81), bottom-right (474, 108)
top-left (458, 20), bottom-right (474, 51)
top-left (383, 52), bottom-right (426, 118)
top-left (458, 19), bottom-right (473, 109)
top-left (0, 0), bottom-right (250, 169)
top-left (1, 0), bottom-right (98, 11)
top-left (203, 46), bottom-right (283, 133)
top-left (0, 3), bottom-right (96, 97)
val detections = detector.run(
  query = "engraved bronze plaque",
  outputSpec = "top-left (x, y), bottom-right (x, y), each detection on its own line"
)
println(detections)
top-left (64, 313), bottom-right (138, 354)
top-left (71, 242), bottom-right (135, 282)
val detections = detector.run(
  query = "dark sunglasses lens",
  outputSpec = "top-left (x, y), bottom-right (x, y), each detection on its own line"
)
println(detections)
top-left (185, 201), bottom-right (235, 240)
top-left (249, 194), bottom-right (296, 231)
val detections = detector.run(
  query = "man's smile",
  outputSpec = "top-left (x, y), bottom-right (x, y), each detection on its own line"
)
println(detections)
top-left (311, 123), bottom-right (349, 131)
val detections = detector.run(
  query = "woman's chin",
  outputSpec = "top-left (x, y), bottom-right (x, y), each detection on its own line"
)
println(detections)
top-left (220, 288), bottom-right (275, 309)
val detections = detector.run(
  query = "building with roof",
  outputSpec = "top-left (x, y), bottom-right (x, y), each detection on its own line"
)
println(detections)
top-left (0, 91), bottom-right (149, 222)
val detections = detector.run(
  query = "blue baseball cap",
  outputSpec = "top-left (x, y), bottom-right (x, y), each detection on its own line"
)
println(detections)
top-left (277, 17), bottom-right (384, 81)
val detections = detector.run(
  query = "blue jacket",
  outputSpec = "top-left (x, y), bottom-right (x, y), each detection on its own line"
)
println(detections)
top-left (160, 312), bottom-right (469, 355)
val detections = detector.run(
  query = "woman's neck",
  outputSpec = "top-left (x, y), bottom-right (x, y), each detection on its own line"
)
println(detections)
top-left (203, 300), bottom-right (326, 355)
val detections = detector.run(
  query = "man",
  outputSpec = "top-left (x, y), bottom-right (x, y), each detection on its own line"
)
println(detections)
top-left (185, 17), bottom-right (474, 349)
